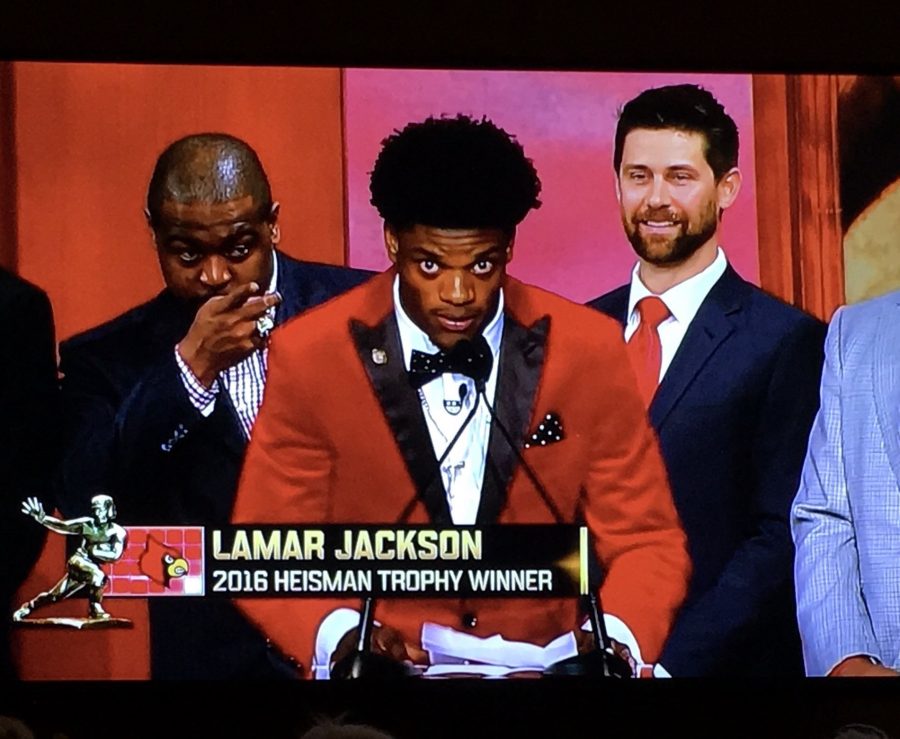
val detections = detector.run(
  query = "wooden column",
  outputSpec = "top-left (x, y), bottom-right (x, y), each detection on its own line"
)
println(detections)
top-left (753, 74), bottom-right (844, 321)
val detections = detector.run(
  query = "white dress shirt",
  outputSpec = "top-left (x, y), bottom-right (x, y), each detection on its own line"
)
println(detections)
top-left (175, 257), bottom-right (279, 439)
top-left (625, 247), bottom-right (727, 383)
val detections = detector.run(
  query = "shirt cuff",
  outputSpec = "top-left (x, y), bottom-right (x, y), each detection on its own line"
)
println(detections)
top-left (582, 614), bottom-right (643, 662)
top-left (313, 607), bottom-right (368, 680)
top-left (174, 346), bottom-right (219, 417)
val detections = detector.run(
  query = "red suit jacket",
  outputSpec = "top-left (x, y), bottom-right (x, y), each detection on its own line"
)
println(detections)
top-left (232, 270), bottom-right (690, 676)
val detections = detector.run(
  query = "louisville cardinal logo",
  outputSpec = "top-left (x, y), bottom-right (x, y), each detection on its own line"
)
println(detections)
top-left (139, 534), bottom-right (190, 587)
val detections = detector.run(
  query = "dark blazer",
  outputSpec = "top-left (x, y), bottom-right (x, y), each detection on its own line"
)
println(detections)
top-left (0, 268), bottom-right (58, 679)
top-left (58, 252), bottom-right (371, 679)
top-left (589, 264), bottom-right (826, 676)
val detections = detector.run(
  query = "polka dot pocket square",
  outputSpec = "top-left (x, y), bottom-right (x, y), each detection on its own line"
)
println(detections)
top-left (524, 412), bottom-right (565, 449)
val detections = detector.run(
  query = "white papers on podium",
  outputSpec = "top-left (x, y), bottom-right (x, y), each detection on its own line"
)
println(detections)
top-left (420, 622), bottom-right (578, 677)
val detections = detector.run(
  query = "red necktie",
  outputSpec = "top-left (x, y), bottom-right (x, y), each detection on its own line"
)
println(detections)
top-left (626, 296), bottom-right (670, 408)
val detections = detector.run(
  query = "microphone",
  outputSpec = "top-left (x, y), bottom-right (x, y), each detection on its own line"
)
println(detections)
top-left (445, 336), bottom-right (493, 393)
top-left (396, 337), bottom-right (492, 524)
top-left (334, 338), bottom-right (491, 679)
top-left (468, 355), bottom-right (631, 678)
top-left (335, 336), bottom-right (629, 678)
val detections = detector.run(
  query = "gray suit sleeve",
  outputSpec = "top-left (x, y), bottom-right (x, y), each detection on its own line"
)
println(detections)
top-left (791, 307), bottom-right (881, 675)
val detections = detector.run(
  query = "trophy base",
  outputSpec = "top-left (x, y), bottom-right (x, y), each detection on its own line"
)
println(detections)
top-left (12, 617), bottom-right (132, 629)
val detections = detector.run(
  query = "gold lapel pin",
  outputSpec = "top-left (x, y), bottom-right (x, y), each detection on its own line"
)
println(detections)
top-left (371, 348), bottom-right (388, 365)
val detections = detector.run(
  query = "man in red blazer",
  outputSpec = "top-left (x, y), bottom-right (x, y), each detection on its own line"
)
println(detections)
top-left (232, 115), bottom-right (690, 678)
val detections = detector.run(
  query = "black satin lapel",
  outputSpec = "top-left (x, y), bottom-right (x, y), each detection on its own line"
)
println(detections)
top-left (476, 315), bottom-right (549, 524)
top-left (350, 316), bottom-right (452, 525)
top-left (476, 456), bottom-right (505, 524)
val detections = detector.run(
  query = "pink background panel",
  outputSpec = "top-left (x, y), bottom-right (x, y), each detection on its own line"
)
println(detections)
top-left (343, 69), bottom-right (758, 302)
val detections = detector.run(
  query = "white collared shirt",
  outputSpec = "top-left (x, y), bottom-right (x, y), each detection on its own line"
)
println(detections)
top-left (393, 275), bottom-right (504, 525)
top-left (625, 247), bottom-right (728, 383)
top-left (175, 256), bottom-right (279, 439)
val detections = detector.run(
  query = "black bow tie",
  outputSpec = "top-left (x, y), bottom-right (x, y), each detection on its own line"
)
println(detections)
top-left (408, 337), bottom-right (494, 390)
top-left (409, 349), bottom-right (465, 388)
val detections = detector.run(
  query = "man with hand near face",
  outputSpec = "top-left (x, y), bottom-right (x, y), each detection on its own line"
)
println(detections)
top-left (58, 133), bottom-right (370, 678)
top-left (589, 85), bottom-right (826, 676)
top-left (231, 114), bottom-right (690, 678)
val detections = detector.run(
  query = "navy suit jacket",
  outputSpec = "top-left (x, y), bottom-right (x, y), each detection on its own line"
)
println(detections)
top-left (58, 252), bottom-right (371, 679)
top-left (589, 265), bottom-right (825, 676)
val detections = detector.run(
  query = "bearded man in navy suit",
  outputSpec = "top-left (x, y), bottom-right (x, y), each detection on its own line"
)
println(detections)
top-left (588, 85), bottom-right (826, 676)
top-left (58, 133), bottom-right (371, 678)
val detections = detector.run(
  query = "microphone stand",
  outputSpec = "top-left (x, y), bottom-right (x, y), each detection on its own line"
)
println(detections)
top-left (330, 596), bottom-right (416, 680)
top-left (334, 337), bottom-right (631, 679)
top-left (541, 591), bottom-right (633, 678)
top-left (334, 371), bottom-right (484, 680)
top-left (477, 388), bottom-right (632, 678)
